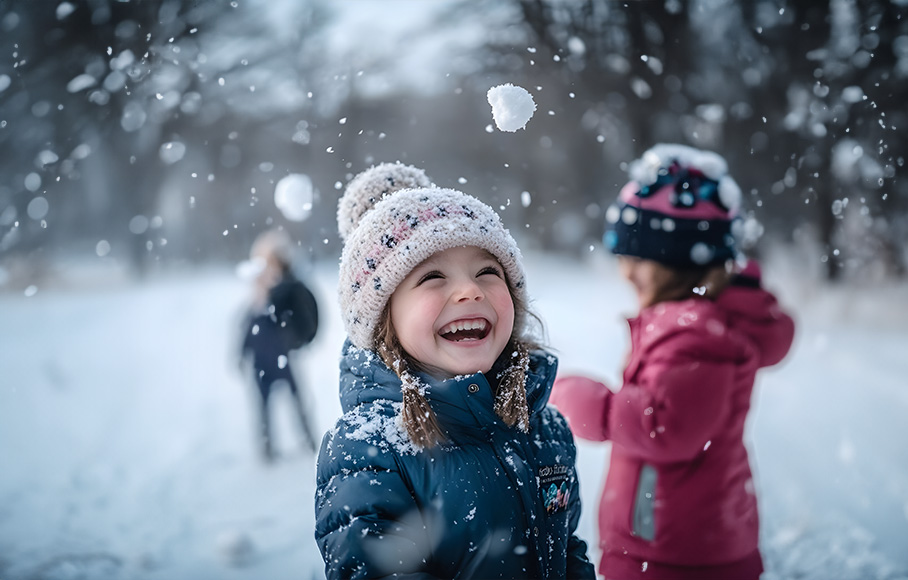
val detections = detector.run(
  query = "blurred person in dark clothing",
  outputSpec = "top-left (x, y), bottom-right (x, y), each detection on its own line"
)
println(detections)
top-left (240, 229), bottom-right (319, 462)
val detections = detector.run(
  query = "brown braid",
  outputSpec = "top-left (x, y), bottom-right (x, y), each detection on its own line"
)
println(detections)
top-left (374, 307), bottom-right (447, 448)
top-left (398, 370), bottom-right (446, 448)
top-left (493, 340), bottom-right (531, 432)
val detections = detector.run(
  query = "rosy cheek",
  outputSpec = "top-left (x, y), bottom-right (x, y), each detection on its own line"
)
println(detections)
top-left (405, 298), bottom-right (441, 335)
top-left (495, 292), bottom-right (516, 326)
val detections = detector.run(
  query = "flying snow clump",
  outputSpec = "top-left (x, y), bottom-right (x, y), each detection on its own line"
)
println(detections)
top-left (487, 84), bottom-right (537, 132)
top-left (274, 173), bottom-right (314, 222)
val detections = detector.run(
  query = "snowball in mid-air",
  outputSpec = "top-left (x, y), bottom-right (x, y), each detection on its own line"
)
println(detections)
top-left (487, 84), bottom-right (536, 132)
top-left (274, 173), bottom-right (314, 222)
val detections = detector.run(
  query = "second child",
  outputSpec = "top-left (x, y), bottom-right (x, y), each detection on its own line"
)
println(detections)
top-left (551, 144), bottom-right (795, 580)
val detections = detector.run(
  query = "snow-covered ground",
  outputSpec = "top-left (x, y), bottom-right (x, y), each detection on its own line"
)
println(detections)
top-left (1, 250), bottom-right (907, 580)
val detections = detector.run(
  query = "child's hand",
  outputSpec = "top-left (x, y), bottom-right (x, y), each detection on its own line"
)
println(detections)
top-left (550, 376), bottom-right (612, 441)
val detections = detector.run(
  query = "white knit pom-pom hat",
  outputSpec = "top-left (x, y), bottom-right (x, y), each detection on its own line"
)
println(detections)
top-left (337, 162), bottom-right (433, 242)
top-left (338, 186), bottom-right (527, 350)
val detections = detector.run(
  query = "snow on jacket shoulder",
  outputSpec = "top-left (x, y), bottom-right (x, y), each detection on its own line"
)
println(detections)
top-left (315, 342), bottom-right (595, 580)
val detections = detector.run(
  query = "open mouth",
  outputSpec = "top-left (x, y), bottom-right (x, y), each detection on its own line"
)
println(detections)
top-left (439, 318), bottom-right (491, 342)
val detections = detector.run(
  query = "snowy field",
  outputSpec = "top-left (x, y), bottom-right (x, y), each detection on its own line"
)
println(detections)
top-left (1, 250), bottom-right (907, 580)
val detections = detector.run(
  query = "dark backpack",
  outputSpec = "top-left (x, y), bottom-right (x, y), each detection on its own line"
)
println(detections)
top-left (269, 275), bottom-right (319, 350)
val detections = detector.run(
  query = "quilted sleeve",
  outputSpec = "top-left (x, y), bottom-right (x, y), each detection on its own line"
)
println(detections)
top-left (314, 403), bottom-right (441, 580)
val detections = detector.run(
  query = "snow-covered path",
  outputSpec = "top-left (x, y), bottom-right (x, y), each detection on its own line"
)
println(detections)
top-left (0, 267), bottom-right (327, 579)
top-left (1, 252), bottom-right (906, 579)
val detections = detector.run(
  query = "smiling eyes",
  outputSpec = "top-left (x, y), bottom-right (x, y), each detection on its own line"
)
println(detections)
top-left (417, 271), bottom-right (443, 284)
top-left (417, 265), bottom-right (503, 286)
top-left (478, 265), bottom-right (503, 278)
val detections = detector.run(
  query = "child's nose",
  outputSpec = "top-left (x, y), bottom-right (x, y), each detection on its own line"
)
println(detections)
top-left (454, 278), bottom-right (484, 302)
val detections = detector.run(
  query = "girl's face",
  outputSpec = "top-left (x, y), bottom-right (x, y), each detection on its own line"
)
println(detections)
top-left (390, 246), bottom-right (515, 378)
top-left (618, 255), bottom-right (676, 309)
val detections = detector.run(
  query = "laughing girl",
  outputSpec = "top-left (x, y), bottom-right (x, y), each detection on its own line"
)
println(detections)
top-left (315, 164), bottom-right (595, 579)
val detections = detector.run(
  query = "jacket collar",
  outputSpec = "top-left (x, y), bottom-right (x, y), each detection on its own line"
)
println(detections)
top-left (338, 339), bottom-right (558, 435)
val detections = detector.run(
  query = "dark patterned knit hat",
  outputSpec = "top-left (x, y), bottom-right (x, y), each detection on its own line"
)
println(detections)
top-left (338, 185), bottom-right (527, 350)
top-left (604, 143), bottom-right (743, 268)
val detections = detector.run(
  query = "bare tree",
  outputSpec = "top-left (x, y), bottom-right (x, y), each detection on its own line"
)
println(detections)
top-left (0, 0), bottom-right (334, 274)
top-left (476, 0), bottom-right (908, 280)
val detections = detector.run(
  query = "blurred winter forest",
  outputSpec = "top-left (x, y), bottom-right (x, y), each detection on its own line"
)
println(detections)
top-left (1, 0), bottom-right (906, 286)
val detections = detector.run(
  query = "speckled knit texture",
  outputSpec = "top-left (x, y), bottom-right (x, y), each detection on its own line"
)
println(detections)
top-left (338, 186), bottom-right (527, 350)
top-left (337, 162), bottom-right (433, 242)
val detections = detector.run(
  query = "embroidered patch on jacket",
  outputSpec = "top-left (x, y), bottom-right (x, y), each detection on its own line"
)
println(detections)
top-left (538, 464), bottom-right (572, 515)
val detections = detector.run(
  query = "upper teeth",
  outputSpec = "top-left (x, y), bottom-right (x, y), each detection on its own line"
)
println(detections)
top-left (441, 319), bottom-right (486, 335)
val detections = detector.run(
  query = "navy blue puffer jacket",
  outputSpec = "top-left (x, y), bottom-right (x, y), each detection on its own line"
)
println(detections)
top-left (315, 341), bottom-right (595, 579)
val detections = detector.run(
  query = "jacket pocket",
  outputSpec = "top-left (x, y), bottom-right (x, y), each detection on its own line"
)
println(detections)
top-left (631, 463), bottom-right (656, 541)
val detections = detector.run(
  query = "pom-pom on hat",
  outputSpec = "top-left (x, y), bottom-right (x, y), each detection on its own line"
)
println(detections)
top-left (337, 162), bottom-right (433, 242)
top-left (604, 143), bottom-right (743, 268)
top-left (338, 185), bottom-right (527, 350)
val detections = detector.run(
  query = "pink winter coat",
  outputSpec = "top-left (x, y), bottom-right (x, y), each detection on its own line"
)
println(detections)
top-left (551, 268), bottom-right (794, 579)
